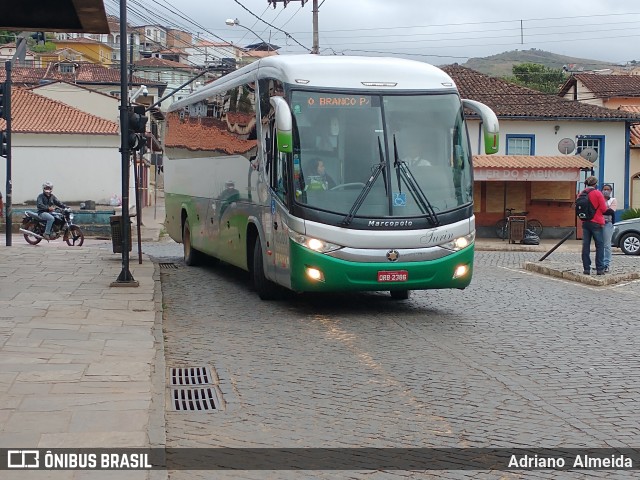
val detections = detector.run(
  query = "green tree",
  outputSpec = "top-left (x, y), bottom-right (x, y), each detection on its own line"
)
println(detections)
top-left (506, 63), bottom-right (567, 94)
top-left (0, 30), bottom-right (19, 44)
top-left (27, 32), bottom-right (56, 53)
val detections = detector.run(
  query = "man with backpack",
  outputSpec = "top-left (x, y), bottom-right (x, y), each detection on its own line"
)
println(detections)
top-left (576, 176), bottom-right (608, 275)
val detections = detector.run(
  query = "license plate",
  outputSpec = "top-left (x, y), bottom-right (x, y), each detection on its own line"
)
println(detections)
top-left (377, 270), bottom-right (408, 282)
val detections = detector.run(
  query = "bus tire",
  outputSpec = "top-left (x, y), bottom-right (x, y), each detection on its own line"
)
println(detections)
top-left (390, 289), bottom-right (410, 300)
top-left (183, 218), bottom-right (202, 266)
top-left (253, 239), bottom-right (278, 300)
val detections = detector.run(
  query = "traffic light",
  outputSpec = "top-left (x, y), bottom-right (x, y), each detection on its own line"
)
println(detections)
top-left (0, 82), bottom-right (6, 119)
top-left (0, 131), bottom-right (7, 158)
top-left (128, 106), bottom-right (148, 151)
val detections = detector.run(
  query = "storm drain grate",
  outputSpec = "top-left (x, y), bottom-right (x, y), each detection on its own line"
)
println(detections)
top-left (170, 366), bottom-right (211, 386)
top-left (172, 387), bottom-right (219, 411)
top-left (159, 263), bottom-right (178, 269)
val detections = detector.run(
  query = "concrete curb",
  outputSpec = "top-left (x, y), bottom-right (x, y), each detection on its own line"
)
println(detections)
top-left (524, 261), bottom-right (640, 286)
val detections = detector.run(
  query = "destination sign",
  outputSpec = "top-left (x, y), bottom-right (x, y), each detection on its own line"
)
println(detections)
top-left (302, 93), bottom-right (372, 108)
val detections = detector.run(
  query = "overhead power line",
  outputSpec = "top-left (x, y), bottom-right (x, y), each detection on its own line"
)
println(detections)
top-left (232, 0), bottom-right (311, 52)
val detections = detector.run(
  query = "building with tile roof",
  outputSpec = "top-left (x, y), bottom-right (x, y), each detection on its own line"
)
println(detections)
top-left (0, 88), bottom-right (132, 205)
top-left (442, 64), bottom-right (640, 237)
top-left (184, 41), bottom-right (243, 69)
top-left (0, 62), bottom-right (167, 112)
top-left (558, 74), bottom-right (640, 210)
top-left (29, 80), bottom-right (122, 124)
top-left (0, 42), bottom-right (37, 67)
top-left (133, 57), bottom-right (206, 111)
top-left (51, 37), bottom-right (114, 66)
top-left (55, 15), bottom-right (144, 63)
top-left (558, 73), bottom-right (640, 108)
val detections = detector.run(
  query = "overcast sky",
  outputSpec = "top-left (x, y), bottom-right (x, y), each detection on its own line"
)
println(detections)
top-left (115, 0), bottom-right (640, 67)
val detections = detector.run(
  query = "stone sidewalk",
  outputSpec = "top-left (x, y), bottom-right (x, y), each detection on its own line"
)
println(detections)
top-left (476, 237), bottom-right (640, 285)
top-left (0, 202), bottom-right (167, 479)
top-left (0, 196), bottom-right (637, 478)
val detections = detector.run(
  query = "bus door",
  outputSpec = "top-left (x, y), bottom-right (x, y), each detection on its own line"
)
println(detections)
top-left (269, 147), bottom-right (292, 288)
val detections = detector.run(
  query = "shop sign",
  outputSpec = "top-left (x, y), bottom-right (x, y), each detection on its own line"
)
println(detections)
top-left (474, 168), bottom-right (580, 182)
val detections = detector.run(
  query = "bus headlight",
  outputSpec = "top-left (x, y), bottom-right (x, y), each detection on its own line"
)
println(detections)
top-left (306, 267), bottom-right (325, 282)
top-left (289, 231), bottom-right (341, 253)
top-left (453, 264), bottom-right (469, 279)
top-left (441, 232), bottom-right (475, 251)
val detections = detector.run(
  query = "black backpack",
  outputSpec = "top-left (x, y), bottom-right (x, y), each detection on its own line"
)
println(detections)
top-left (575, 188), bottom-right (596, 221)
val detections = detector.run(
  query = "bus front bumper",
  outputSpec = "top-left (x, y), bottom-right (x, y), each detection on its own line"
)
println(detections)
top-left (289, 242), bottom-right (474, 292)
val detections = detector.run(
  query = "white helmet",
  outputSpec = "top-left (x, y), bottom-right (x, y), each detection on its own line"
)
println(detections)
top-left (42, 181), bottom-right (53, 191)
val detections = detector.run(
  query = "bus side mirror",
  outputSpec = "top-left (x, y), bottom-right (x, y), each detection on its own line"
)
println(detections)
top-left (269, 96), bottom-right (293, 153)
top-left (462, 99), bottom-right (499, 155)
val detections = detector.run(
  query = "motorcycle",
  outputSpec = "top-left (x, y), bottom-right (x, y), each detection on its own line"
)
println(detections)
top-left (20, 208), bottom-right (85, 246)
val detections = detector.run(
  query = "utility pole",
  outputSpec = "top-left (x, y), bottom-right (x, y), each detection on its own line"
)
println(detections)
top-left (311, 0), bottom-right (319, 54)
top-left (1, 62), bottom-right (12, 246)
top-left (268, 0), bottom-right (318, 54)
top-left (112, 0), bottom-right (138, 287)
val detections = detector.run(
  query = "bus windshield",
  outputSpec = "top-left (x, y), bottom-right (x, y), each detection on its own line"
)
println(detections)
top-left (290, 91), bottom-right (472, 218)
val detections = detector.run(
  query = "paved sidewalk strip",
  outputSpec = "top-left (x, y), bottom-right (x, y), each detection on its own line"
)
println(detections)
top-left (0, 244), bottom-right (159, 453)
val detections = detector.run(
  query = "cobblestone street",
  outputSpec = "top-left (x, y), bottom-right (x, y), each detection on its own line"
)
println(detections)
top-left (144, 242), bottom-right (640, 479)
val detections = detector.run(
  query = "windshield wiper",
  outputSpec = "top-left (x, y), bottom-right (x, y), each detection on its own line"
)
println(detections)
top-left (393, 135), bottom-right (440, 227)
top-left (341, 137), bottom-right (387, 226)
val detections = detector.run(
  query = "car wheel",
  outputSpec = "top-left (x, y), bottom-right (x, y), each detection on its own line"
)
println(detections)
top-left (619, 232), bottom-right (640, 255)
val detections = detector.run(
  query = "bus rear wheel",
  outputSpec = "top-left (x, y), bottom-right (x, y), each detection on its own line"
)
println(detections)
top-left (390, 289), bottom-right (410, 300)
top-left (183, 218), bottom-right (202, 266)
top-left (252, 239), bottom-right (278, 300)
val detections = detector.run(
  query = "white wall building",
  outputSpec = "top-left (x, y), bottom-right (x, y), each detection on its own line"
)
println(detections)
top-left (0, 88), bottom-right (136, 206)
top-left (30, 80), bottom-right (121, 124)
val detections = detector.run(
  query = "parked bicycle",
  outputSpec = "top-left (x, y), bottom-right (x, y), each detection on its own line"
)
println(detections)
top-left (494, 208), bottom-right (543, 239)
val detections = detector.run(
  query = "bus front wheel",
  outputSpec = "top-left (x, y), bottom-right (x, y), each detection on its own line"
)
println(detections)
top-left (390, 289), bottom-right (410, 300)
top-left (252, 239), bottom-right (279, 300)
top-left (183, 218), bottom-right (202, 266)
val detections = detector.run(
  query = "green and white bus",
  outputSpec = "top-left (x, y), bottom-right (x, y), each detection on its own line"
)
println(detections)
top-left (164, 55), bottom-right (499, 299)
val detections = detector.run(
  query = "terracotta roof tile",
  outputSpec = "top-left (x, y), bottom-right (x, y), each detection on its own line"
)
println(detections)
top-left (0, 62), bottom-right (165, 87)
top-left (164, 112), bottom-right (256, 154)
top-left (619, 105), bottom-right (640, 146)
top-left (0, 88), bottom-right (119, 135)
top-left (473, 155), bottom-right (594, 169)
top-left (559, 73), bottom-right (640, 98)
top-left (442, 64), bottom-right (640, 120)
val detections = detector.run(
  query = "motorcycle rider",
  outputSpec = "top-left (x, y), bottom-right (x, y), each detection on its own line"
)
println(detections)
top-left (36, 182), bottom-right (67, 240)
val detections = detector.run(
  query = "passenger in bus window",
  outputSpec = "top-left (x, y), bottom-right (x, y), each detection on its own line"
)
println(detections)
top-left (306, 158), bottom-right (336, 190)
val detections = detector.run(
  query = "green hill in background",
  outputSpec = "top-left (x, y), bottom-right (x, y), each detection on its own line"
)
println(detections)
top-left (461, 48), bottom-right (614, 77)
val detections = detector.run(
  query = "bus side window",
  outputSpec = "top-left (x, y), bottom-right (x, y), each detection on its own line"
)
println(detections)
top-left (269, 122), bottom-right (288, 206)
top-left (264, 120), bottom-right (274, 177)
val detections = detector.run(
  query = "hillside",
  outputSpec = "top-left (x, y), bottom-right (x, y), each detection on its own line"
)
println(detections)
top-left (462, 48), bottom-right (613, 77)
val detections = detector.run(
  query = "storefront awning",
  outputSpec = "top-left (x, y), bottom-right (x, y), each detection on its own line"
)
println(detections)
top-left (473, 155), bottom-right (594, 182)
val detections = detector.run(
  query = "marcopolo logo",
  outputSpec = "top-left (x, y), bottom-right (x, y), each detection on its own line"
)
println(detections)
top-left (7, 450), bottom-right (40, 468)
top-left (367, 220), bottom-right (413, 228)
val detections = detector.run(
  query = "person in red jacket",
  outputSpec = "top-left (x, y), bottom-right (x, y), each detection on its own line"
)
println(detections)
top-left (579, 176), bottom-right (608, 275)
